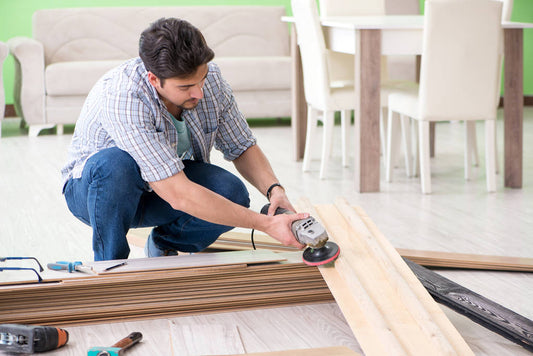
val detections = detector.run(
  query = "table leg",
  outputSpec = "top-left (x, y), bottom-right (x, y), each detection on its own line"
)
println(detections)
top-left (290, 25), bottom-right (307, 161)
top-left (503, 28), bottom-right (523, 188)
top-left (355, 29), bottom-right (381, 192)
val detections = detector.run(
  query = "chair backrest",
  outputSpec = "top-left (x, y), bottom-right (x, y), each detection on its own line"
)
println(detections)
top-left (419, 0), bottom-right (502, 121)
top-left (318, 0), bottom-right (385, 16)
top-left (0, 41), bottom-right (8, 120)
top-left (291, 0), bottom-right (331, 109)
top-left (386, 0), bottom-right (420, 15)
top-left (500, 0), bottom-right (513, 21)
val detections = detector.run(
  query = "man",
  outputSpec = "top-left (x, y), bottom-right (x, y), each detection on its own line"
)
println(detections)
top-left (61, 18), bottom-right (306, 261)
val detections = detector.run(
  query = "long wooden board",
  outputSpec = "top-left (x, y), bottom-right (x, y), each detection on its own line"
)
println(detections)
top-left (197, 231), bottom-right (533, 272)
top-left (297, 198), bottom-right (473, 356)
top-left (224, 346), bottom-right (361, 356)
top-left (88, 249), bottom-right (287, 274)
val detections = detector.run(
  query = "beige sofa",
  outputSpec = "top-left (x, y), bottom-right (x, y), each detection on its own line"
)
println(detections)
top-left (0, 41), bottom-right (8, 136)
top-left (8, 6), bottom-right (292, 136)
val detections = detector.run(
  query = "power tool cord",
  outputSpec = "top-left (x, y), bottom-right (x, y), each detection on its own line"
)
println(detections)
top-left (250, 229), bottom-right (257, 250)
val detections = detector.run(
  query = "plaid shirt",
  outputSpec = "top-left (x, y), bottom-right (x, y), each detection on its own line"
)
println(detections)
top-left (61, 58), bottom-right (256, 186)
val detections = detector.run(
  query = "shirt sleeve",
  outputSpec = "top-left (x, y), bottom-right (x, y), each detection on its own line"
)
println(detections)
top-left (100, 87), bottom-right (184, 183)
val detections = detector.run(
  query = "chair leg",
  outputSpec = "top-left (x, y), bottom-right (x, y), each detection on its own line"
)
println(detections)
top-left (400, 114), bottom-right (413, 178)
top-left (466, 121), bottom-right (479, 168)
top-left (385, 108), bottom-right (401, 182)
top-left (464, 122), bottom-right (474, 180)
top-left (419, 121), bottom-right (432, 194)
top-left (412, 120), bottom-right (420, 177)
top-left (320, 111), bottom-right (335, 180)
top-left (380, 107), bottom-right (388, 162)
top-left (494, 123), bottom-right (499, 174)
top-left (302, 105), bottom-right (318, 172)
top-left (341, 109), bottom-right (350, 167)
top-left (485, 120), bottom-right (497, 192)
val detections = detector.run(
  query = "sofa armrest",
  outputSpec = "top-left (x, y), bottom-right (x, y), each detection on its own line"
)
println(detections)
top-left (0, 41), bottom-right (8, 121)
top-left (7, 36), bottom-right (45, 125)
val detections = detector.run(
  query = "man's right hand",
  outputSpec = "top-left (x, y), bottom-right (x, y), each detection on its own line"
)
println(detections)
top-left (263, 213), bottom-right (307, 249)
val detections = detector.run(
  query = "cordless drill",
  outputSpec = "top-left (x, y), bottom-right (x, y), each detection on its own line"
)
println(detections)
top-left (0, 324), bottom-right (69, 353)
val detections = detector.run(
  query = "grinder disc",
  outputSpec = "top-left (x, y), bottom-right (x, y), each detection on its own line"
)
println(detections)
top-left (302, 241), bottom-right (340, 266)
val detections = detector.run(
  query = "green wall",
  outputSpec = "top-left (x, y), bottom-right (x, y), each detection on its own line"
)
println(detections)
top-left (1, 0), bottom-right (532, 105)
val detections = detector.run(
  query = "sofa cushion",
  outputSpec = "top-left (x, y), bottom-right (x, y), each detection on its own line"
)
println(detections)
top-left (45, 60), bottom-right (125, 96)
top-left (215, 57), bottom-right (291, 91)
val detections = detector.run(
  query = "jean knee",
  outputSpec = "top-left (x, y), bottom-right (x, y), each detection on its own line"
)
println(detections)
top-left (183, 161), bottom-right (250, 208)
top-left (219, 174), bottom-right (250, 208)
top-left (87, 148), bottom-right (144, 193)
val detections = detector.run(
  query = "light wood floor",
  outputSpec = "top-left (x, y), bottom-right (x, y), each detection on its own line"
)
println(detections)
top-left (1, 108), bottom-right (532, 355)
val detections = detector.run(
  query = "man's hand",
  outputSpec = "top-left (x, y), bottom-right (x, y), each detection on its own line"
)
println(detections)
top-left (264, 213), bottom-right (307, 249)
top-left (266, 184), bottom-right (295, 215)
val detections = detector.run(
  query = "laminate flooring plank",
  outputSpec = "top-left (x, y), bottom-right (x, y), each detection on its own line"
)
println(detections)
top-left (88, 250), bottom-right (286, 274)
top-left (42, 319), bottom-right (173, 356)
top-left (168, 322), bottom-right (245, 355)
top-left (396, 248), bottom-right (533, 271)
top-left (224, 346), bottom-right (360, 355)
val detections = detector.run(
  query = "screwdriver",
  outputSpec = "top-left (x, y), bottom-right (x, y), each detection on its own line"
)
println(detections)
top-left (47, 261), bottom-right (93, 273)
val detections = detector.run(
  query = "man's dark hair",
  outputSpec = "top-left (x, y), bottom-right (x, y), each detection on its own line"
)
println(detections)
top-left (139, 18), bottom-right (214, 82)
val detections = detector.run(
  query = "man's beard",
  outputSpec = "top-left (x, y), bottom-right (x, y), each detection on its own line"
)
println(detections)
top-left (178, 98), bottom-right (200, 110)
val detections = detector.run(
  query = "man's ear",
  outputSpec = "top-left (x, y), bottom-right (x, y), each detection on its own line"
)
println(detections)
top-left (147, 72), bottom-right (160, 87)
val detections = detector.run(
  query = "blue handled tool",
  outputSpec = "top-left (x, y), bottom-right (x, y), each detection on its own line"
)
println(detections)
top-left (47, 261), bottom-right (93, 273)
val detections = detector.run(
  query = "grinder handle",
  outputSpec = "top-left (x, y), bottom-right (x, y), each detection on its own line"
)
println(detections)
top-left (260, 203), bottom-right (292, 216)
top-left (260, 203), bottom-right (305, 245)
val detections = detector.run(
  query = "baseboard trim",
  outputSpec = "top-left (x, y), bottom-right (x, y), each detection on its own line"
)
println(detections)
top-left (3, 97), bottom-right (533, 119)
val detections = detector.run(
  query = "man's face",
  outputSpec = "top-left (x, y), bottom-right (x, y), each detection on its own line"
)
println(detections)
top-left (148, 64), bottom-right (208, 111)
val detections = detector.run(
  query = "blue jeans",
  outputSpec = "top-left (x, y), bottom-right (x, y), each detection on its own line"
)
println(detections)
top-left (63, 147), bottom-right (250, 261)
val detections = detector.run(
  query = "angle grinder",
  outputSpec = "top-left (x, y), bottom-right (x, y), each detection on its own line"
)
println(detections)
top-left (260, 204), bottom-right (340, 266)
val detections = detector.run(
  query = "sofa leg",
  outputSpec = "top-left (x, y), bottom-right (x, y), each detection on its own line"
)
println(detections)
top-left (28, 124), bottom-right (55, 137)
top-left (56, 124), bottom-right (64, 135)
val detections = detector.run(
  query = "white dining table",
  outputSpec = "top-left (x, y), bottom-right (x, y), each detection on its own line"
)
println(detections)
top-left (284, 15), bottom-right (532, 192)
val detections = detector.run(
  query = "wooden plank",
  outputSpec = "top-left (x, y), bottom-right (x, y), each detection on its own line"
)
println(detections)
top-left (318, 266), bottom-right (404, 355)
top-left (352, 204), bottom-right (473, 355)
top-left (225, 346), bottom-right (360, 356)
top-left (296, 198), bottom-right (473, 356)
top-left (316, 203), bottom-right (449, 355)
top-left (209, 231), bottom-right (533, 272)
top-left (88, 250), bottom-right (287, 274)
top-left (0, 250), bottom-right (332, 326)
top-left (168, 322), bottom-right (245, 355)
top-left (397, 248), bottom-right (533, 272)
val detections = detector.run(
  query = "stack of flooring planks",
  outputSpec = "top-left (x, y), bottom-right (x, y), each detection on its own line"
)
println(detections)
top-left (298, 198), bottom-right (474, 356)
top-left (207, 230), bottom-right (533, 272)
top-left (0, 250), bottom-right (333, 326)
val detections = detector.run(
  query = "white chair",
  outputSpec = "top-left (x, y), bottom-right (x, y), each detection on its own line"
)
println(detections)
top-left (319, 0), bottom-right (385, 16)
top-left (0, 41), bottom-right (9, 138)
top-left (318, 0), bottom-right (420, 163)
top-left (467, 0), bottom-right (513, 171)
top-left (385, 0), bottom-right (503, 194)
top-left (292, 0), bottom-right (357, 179)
